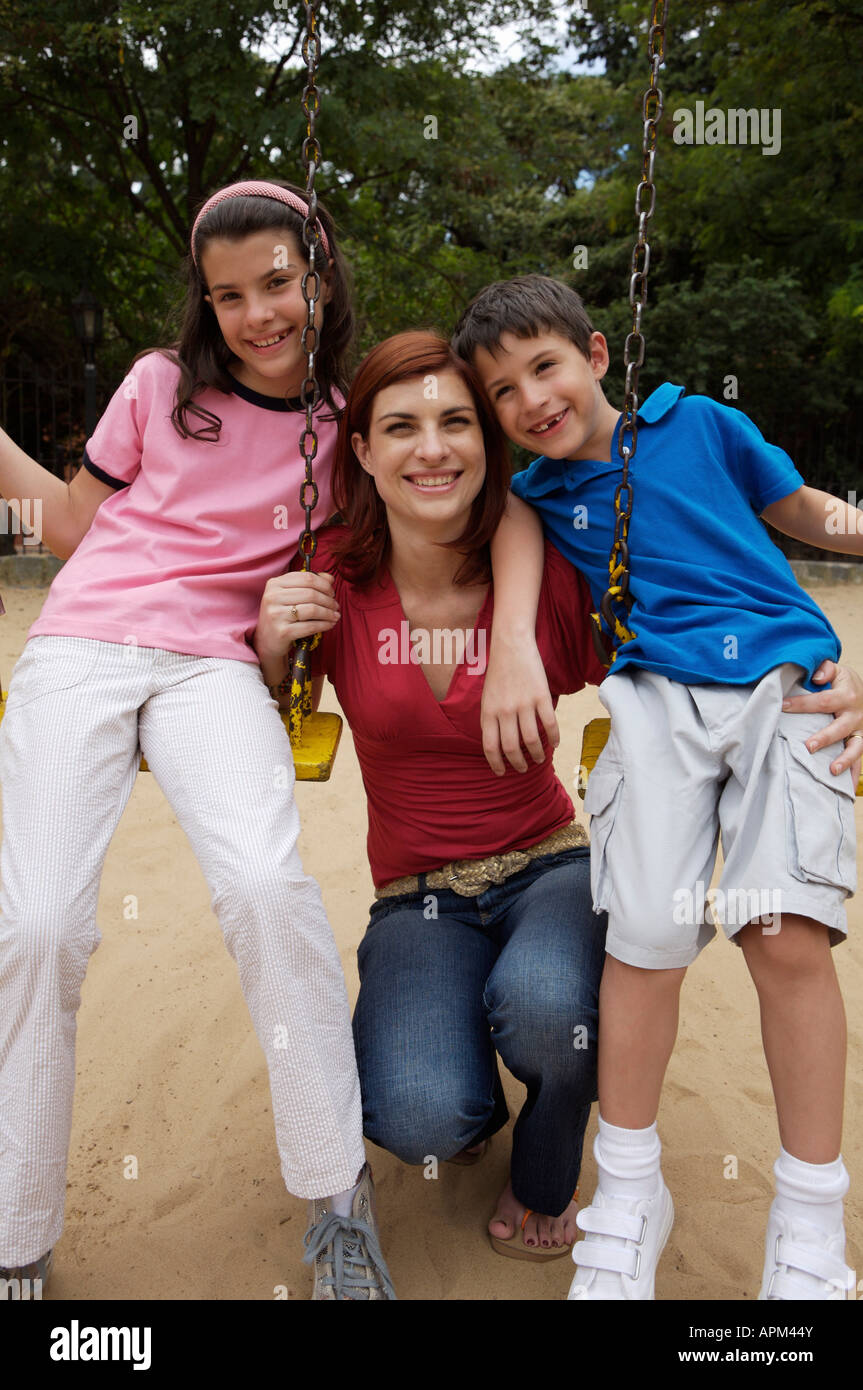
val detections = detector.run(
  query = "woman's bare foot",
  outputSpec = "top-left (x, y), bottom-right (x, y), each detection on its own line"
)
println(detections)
top-left (488, 1178), bottom-right (579, 1250)
top-left (446, 1139), bottom-right (490, 1167)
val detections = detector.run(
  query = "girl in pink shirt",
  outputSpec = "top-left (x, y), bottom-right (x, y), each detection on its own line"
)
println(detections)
top-left (0, 180), bottom-right (394, 1300)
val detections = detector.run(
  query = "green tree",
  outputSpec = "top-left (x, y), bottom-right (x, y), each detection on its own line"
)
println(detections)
top-left (0, 0), bottom-right (558, 370)
top-left (1, 1), bottom-right (861, 504)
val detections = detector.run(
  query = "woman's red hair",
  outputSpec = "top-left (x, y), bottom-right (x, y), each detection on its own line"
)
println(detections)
top-left (324, 330), bottom-right (511, 587)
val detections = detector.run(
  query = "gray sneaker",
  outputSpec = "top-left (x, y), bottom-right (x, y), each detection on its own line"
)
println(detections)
top-left (0, 1249), bottom-right (54, 1297)
top-left (303, 1164), bottom-right (396, 1300)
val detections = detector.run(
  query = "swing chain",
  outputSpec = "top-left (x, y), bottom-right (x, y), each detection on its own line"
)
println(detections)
top-left (287, 0), bottom-right (324, 737)
top-left (593, 0), bottom-right (668, 667)
top-left (298, 0), bottom-right (323, 573)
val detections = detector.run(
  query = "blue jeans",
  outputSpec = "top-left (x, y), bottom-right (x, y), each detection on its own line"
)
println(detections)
top-left (352, 846), bottom-right (607, 1216)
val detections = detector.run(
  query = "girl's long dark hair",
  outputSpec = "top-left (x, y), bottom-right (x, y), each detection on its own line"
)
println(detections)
top-left (327, 330), bottom-right (511, 589)
top-left (136, 181), bottom-right (353, 441)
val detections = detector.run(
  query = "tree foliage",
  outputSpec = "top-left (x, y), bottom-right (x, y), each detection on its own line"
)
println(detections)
top-left (0, 0), bottom-right (860, 493)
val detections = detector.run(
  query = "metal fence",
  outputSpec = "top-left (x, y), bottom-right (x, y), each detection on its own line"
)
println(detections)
top-left (0, 352), bottom-right (859, 563)
top-left (0, 353), bottom-right (109, 554)
top-left (771, 414), bottom-right (862, 502)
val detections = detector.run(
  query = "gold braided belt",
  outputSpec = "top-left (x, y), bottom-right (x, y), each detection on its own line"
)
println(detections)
top-left (374, 821), bottom-right (589, 900)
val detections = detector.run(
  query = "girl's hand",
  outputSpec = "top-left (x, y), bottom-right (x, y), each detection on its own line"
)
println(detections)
top-left (782, 659), bottom-right (863, 785)
top-left (481, 634), bottom-right (559, 776)
top-left (254, 570), bottom-right (340, 664)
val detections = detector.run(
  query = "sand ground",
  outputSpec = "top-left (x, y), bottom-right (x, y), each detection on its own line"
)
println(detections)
top-left (1, 582), bottom-right (860, 1302)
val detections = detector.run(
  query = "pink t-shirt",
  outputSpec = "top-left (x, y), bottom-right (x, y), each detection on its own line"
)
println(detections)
top-left (29, 351), bottom-right (339, 662)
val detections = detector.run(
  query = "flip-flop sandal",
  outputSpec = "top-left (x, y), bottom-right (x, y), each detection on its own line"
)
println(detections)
top-left (445, 1139), bottom-right (491, 1167)
top-left (488, 1190), bottom-right (578, 1261)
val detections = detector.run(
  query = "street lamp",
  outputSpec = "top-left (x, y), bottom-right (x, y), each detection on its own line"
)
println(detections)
top-left (71, 286), bottom-right (104, 437)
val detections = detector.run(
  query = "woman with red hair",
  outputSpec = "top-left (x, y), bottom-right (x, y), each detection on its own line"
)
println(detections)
top-left (256, 329), bottom-right (608, 1260)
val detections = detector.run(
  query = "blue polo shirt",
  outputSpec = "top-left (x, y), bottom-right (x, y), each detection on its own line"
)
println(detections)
top-left (510, 384), bottom-right (840, 687)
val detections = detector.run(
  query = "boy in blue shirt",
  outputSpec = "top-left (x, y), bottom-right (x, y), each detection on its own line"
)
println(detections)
top-left (452, 275), bottom-right (863, 1301)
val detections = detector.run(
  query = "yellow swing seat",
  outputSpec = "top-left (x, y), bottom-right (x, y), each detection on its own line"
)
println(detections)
top-left (578, 717), bottom-right (863, 799)
top-left (287, 709), bottom-right (342, 782)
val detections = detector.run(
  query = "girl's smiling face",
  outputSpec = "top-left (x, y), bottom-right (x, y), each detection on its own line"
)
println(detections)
top-left (201, 229), bottom-right (331, 397)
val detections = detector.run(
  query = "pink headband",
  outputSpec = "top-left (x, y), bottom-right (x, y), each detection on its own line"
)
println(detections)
top-left (190, 180), bottom-right (332, 267)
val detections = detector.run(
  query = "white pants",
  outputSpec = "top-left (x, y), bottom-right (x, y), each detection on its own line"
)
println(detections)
top-left (0, 636), bottom-right (365, 1265)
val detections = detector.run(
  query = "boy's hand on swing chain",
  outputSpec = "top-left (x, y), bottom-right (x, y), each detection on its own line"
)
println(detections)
top-left (481, 633), bottom-right (559, 776)
top-left (255, 570), bottom-right (340, 662)
top-left (782, 659), bottom-right (863, 781)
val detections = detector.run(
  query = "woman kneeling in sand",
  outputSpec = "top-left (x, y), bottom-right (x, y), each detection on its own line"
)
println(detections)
top-left (254, 330), bottom-right (863, 1263)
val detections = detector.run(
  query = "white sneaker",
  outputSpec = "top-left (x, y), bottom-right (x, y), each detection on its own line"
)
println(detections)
top-left (567, 1181), bottom-right (673, 1300)
top-left (758, 1201), bottom-right (853, 1300)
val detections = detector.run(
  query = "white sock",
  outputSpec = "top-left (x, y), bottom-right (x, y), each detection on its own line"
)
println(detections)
top-left (326, 1171), bottom-right (363, 1219)
top-left (773, 1148), bottom-right (848, 1238)
top-left (594, 1115), bottom-right (663, 1201)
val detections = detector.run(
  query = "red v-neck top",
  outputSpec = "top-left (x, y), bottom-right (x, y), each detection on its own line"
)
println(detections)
top-left (306, 529), bottom-right (606, 888)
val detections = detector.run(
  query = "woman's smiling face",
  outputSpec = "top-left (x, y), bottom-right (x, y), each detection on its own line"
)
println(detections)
top-left (352, 370), bottom-right (487, 535)
top-left (201, 229), bottom-right (331, 397)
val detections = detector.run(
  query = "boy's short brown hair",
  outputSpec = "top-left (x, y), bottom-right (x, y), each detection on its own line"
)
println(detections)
top-left (451, 274), bottom-right (595, 364)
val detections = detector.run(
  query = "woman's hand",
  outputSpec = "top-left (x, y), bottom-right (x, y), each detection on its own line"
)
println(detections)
top-left (481, 633), bottom-right (559, 776)
top-left (782, 659), bottom-right (863, 787)
top-left (254, 570), bottom-right (340, 666)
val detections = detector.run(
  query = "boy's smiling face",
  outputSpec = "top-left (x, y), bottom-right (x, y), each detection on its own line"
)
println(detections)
top-left (472, 329), bottom-right (620, 462)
